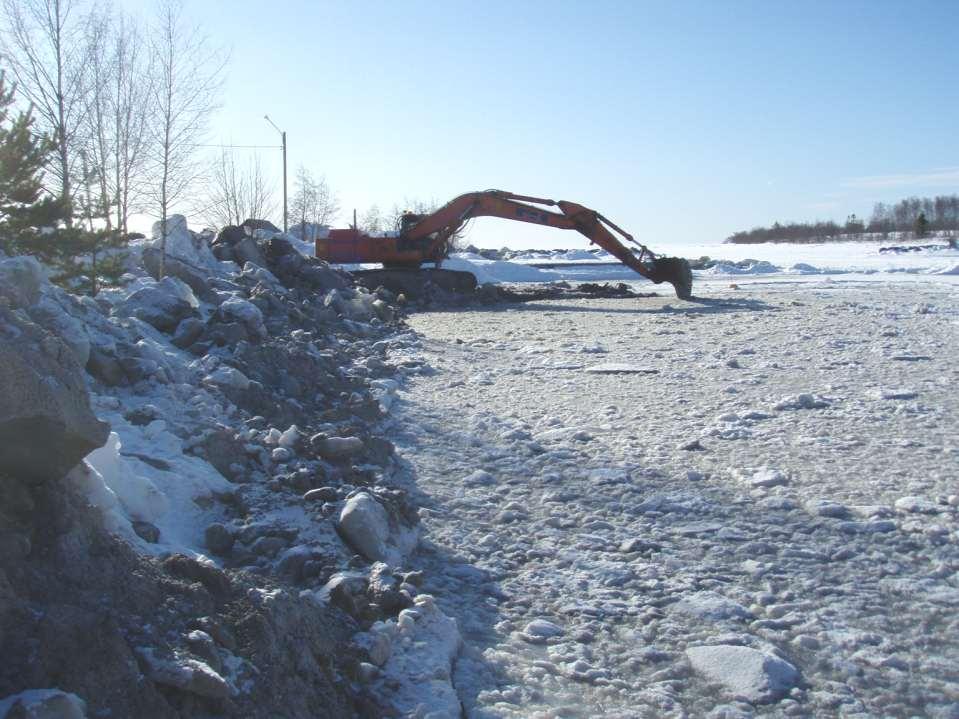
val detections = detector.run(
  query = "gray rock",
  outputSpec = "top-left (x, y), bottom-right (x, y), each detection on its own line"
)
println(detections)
top-left (337, 492), bottom-right (390, 562)
top-left (804, 499), bottom-right (851, 519)
top-left (85, 346), bottom-right (126, 386)
top-left (27, 294), bottom-right (91, 367)
top-left (234, 236), bottom-right (267, 268)
top-left (304, 486), bottom-right (339, 503)
top-left (204, 523), bottom-right (235, 555)
top-left (185, 629), bottom-right (222, 673)
top-left (0, 306), bottom-right (110, 482)
top-left (142, 247), bottom-right (213, 301)
top-left (132, 520), bottom-right (160, 543)
top-left (136, 647), bottom-right (234, 700)
top-left (0, 255), bottom-right (45, 308)
top-left (118, 357), bottom-right (159, 384)
top-left (117, 284), bottom-right (194, 333)
top-left (250, 535), bottom-right (287, 557)
top-left (0, 688), bottom-right (87, 718)
top-left (314, 435), bottom-right (364, 461)
top-left (520, 619), bottom-right (565, 644)
top-left (686, 644), bottom-right (799, 704)
top-left (217, 298), bottom-right (266, 341)
top-left (171, 317), bottom-right (204, 349)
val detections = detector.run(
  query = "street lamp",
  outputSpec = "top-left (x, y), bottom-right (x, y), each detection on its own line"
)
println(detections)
top-left (264, 114), bottom-right (287, 233)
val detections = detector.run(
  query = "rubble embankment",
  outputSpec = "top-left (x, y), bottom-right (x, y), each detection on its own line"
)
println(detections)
top-left (0, 217), bottom-right (469, 718)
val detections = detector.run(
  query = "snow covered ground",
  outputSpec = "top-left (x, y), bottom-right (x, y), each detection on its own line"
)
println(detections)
top-left (385, 274), bottom-right (959, 717)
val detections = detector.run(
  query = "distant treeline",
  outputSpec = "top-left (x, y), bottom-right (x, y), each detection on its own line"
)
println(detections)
top-left (727, 194), bottom-right (959, 244)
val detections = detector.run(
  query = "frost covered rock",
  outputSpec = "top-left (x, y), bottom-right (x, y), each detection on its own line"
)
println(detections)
top-left (804, 499), bottom-right (851, 519)
top-left (142, 247), bottom-right (213, 301)
top-left (686, 644), bottom-right (800, 704)
top-left (371, 595), bottom-right (462, 718)
top-left (673, 591), bottom-right (752, 622)
top-left (520, 619), bottom-right (565, 644)
top-left (27, 294), bottom-right (91, 367)
top-left (0, 306), bottom-right (109, 482)
top-left (741, 467), bottom-right (789, 489)
top-left (0, 255), bottom-right (45, 307)
top-left (773, 393), bottom-right (830, 411)
top-left (337, 492), bottom-right (391, 562)
top-left (117, 280), bottom-right (195, 333)
top-left (149, 215), bottom-right (220, 269)
top-left (0, 688), bottom-right (87, 718)
top-left (203, 366), bottom-right (251, 391)
top-left (313, 435), bottom-right (364, 460)
top-left (337, 493), bottom-right (418, 565)
top-left (136, 647), bottom-right (234, 699)
top-left (218, 297), bottom-right (266, 341)
top-left (894, 496), bottom-right (941, 514)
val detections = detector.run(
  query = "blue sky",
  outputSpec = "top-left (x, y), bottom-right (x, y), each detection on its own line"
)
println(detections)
top-left (126, 0), bottom-right (959, 249)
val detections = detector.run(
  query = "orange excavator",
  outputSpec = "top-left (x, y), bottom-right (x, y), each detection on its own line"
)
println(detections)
top-left (315, 190), bottom-right (693, 300)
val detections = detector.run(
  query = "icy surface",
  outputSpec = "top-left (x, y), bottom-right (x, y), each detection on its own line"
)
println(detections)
top-left (390, 279), bottom-right (959, 717)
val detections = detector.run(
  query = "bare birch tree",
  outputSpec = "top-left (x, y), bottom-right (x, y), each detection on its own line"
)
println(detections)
top-left (205, 150), bottom-right (275, 228)
top-left (110, 13), bottom-right (151, 235)
top-left (148, 0), bottom-right (224, 277)
top-left (0, 0), bottom-right (88, 210)
top-left (289, 165), bottom-right (339, 239)
top-left (79, 4), bottom-right (114, 228)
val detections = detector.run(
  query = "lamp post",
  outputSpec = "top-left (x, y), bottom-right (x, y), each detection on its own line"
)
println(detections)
top-left (264, 114), bottom-right (287, 233)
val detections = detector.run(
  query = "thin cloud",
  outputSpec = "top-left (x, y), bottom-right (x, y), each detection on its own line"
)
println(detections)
top-left (841, 167), bottom-right (959, 190)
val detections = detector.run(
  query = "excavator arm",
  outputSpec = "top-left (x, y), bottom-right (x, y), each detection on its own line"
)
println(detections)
top-left (315, 189), bottom-right (692, 299)
top-left (403, 190), bottom-right (693, 300)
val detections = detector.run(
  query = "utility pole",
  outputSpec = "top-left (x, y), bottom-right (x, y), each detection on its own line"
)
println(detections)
top-left (264, 115), bottom-right (288, 233)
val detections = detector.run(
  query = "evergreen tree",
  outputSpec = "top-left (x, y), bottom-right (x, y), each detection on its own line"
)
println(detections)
top-left (0, 71), bottom-right (69, 256)
top-left (0, 73), bottom-right (127, 294)
top-left (914, 211), bottom-right (929, 239)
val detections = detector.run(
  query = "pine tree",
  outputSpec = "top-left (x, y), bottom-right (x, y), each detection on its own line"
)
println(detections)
top-left (0, 71), bottom-right (69, 256)
top-left (1, 73), bottom-right (127, 294)
top-left (914, 211), bottom-right (929, 239)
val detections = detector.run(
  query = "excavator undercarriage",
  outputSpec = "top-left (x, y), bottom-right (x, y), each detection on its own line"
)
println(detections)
top-left (315, 190), bottom-right (693, 300)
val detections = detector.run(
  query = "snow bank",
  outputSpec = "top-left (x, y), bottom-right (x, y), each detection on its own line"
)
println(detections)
top-left (444, 253), bottom-right (559, 284)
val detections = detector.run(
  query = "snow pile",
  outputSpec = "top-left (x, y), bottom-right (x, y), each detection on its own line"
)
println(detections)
top-left (444, 253), bottom-right (560, 283)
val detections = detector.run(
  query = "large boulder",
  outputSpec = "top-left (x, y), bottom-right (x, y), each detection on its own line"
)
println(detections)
top-left (0, 304), bottom-right (110, 482)
top-left (337, 493), bottom-right (391, 562)
top-left (242, 218), bottom-right (281, 234)
top-left (149, 215), bottom-right (219, 270)
top-left (116, 279), bottom-right (196, 333)
top-left (0, 255), bottom-right (45, 308)
top-left (141, 247), bottom-right (213, 301)
top-left (213, 225), bottom-right (245, 247)
top-left (336, 492), bottom-right (419, 565)
top-left (233, 237), bottom-right (267, 268)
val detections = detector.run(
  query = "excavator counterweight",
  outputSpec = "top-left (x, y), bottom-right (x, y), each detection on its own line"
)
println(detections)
top-left (315, 190), bottom-right (693, 300)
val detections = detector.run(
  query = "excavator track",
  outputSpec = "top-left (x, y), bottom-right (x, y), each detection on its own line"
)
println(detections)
top-left (351, 268), bottom-right (477, 299)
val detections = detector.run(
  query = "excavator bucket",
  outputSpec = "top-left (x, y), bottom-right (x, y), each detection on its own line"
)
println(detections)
top-left (649, 257), bottom-right (693, 300)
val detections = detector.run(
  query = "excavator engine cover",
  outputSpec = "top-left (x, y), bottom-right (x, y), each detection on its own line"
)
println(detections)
top-left (649, 257), bottom-right (693, 301)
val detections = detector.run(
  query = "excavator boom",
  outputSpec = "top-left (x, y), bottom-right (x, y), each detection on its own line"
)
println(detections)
top-left (315, 190), bottom-right (693, 300)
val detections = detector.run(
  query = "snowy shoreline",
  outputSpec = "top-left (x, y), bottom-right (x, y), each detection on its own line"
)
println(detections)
top-left (387, 279), bottom-right (959, 717)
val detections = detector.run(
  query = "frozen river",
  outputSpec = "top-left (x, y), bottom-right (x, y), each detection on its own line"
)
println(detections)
top-left (387, 276), bottom-right (959, 717)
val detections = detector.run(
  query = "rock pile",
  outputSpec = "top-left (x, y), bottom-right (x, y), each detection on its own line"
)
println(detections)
top-left (0, 217), bottom-right (434, 717)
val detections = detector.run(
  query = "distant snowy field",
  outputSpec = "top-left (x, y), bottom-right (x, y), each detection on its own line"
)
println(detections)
top-left (439, 241), bottom-right (959, 287)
